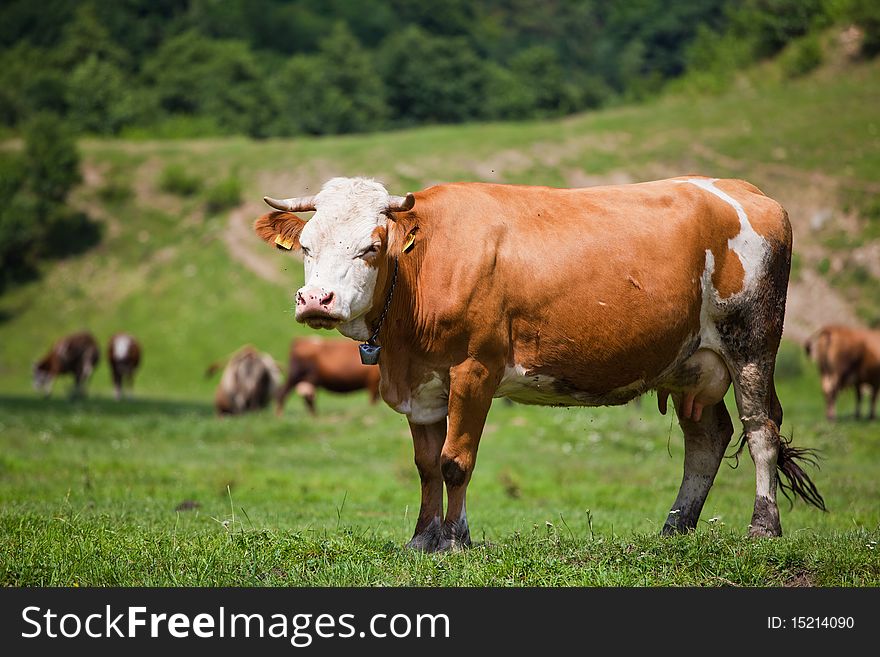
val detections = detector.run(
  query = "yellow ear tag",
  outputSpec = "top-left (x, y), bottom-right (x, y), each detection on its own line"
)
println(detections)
top-left (401, 226), bottom-right (419, 253)
top-left (275, 234), bottom-right (294, 250)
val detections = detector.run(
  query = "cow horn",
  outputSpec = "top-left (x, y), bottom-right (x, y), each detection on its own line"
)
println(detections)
top-left (386, 193), bottom-right (415, 213)
top-left (263, 195), bottom-right (317, 212)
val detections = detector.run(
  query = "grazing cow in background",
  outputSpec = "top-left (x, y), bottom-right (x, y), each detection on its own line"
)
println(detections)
top-left (805, 325), bottom-right (880, 421)
top-left (33, 331), bottom-right (100, 399)
top-left (276, 336), bottom-right (381, 415)
top-left (254, 175), bottom-right (825, 551)
top-left (108, 332), bottom-right (142, 400)
top-left (206, 345), bottom-right (282, 416)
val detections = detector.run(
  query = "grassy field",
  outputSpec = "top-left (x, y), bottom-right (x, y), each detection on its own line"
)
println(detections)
top-left (2, 366), bottom-right (879, 586)
top-left (1, 54), bottom-right (879, 586)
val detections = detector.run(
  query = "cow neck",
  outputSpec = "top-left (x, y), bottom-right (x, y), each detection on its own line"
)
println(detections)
top-left (365, 256), bottom-right (398, 346)
top-left (365, 229), bottom-right (420, 352)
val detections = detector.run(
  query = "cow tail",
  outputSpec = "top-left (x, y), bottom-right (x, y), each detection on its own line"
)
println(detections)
top-left (205, 360), bottom-right (226, 378)
top-left (729, 432), bottom-right (826, 511)
top-left (777, 435), bottom-right (826, 511)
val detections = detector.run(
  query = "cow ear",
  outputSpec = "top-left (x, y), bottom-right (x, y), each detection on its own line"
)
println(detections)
top-left (254, 212), bottom-right (307, 251)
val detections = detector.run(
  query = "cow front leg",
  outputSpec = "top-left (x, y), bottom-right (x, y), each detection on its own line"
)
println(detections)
top-left (406, 418), bottom-right (446, 552)
top-left (438, 358), bottom-right (498, 550)
top-left (662, 399), bottom-right (733, 534)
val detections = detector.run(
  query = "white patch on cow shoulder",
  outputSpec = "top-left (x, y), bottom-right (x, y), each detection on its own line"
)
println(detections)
top-left (397, 371), bottom-right (448, 425)
top-left (674, 177), bottom-right (768, 290)
top-left (112, 335), bottom-right (131, 360)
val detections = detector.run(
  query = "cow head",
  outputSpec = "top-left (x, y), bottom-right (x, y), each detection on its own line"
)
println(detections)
top-left (32, 359), bottom-right (52, 394)
top-left (254, 177), bottom-right (414, 340)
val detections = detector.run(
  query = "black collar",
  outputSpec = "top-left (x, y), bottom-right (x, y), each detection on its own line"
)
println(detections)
top-left (359, 257), bottom-right (399, 364)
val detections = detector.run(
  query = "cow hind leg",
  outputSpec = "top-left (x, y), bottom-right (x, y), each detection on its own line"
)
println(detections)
top-left (821, 375), bottom-right (839, 421)
top-left (726, 358), bottom-right (826, 537)
top-left (662, 398), bottom-right (733, 535)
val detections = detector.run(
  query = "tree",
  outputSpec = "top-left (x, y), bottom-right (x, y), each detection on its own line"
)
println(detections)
top-left (379, 25), bottom-right (488, 124)
top-left (66, 56), bottom-right (131, 135)
top-left (273, 23), bottom-right (387, 135)
top-left (23, 113), bottom-right (81, 203)
top-left (510, 46), bottom-right (574, 117)
top-left (143, 30), bottom-right (278, 137)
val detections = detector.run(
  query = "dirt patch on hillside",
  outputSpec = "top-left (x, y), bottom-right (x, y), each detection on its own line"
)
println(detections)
top-left (224, 203), bottom-right (294, 286)
top-left (222, 167), bottom-right (337, 286)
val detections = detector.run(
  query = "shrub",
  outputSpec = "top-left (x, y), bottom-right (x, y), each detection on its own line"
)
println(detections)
top-left (847, 0), bottom-right (880, 57)
top-left (780, 34), bottom-right (823, 78)
top-left (22, 113), bottom-right (80, 202)
top-left (159, 164), bottom-right (201, 197)
top-left (203, 176), bottom-right (242, 213)
top-left (97, 168), bottom-right (133, 205)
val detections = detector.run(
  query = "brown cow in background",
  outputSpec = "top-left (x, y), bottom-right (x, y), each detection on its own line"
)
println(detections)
top-left (207, 345), bottom-right (282, 416)
top-left (276, 337), bottom-right (380, 415)
top-left (805, 325), bottom-right (880, 420)
top-left (33, 331), bottom-right (100, 398)
top-left (108, 332), bottom-right (142, 400)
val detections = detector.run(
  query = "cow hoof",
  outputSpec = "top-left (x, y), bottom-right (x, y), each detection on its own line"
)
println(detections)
top-left (406, 518), bottom-right (442, 552)
top-left (436, 537), bottom-right (470, 552)
top-left (747, 523), bottom-right (782, 538)
top-left (438, 520), bottom-right (471, 551)
top-left (749, 497), bottom-right (781, 537)
top-left (405, 533), bottom-right (440, 553)
top-left (660, 522), bottom-right (694, 536)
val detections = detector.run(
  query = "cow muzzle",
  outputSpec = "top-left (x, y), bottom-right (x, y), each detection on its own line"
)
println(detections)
top-left (295, 287), bottom-right (342, 329)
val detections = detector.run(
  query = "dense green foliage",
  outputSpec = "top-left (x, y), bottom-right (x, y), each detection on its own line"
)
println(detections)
top-left (2, 0), bottom-right (875, 138)
top-left (0, 114), bottom-right (100, 291)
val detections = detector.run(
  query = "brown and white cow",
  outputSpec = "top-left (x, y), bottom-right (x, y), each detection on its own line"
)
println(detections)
top-left (253, 176), bottom-right (825, 551)
top-left (805, 325), bottom-right (880, 420)
top-left (33, 331), bottom-right (100, 399)
top-left (276, 336), bottom-right (380, 415)
top-left (108, 332), bottom-right (142, 400)
top-left (207, 345), bottom-right (283, 416)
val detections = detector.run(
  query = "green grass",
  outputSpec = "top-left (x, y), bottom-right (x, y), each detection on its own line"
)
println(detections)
top-left (1, 364), bottom-right (879, 586)
top-left (1, 56), bottom-right (879, 586)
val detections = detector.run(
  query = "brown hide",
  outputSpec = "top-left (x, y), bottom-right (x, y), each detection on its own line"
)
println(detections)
top-left (213, 346), bottom-right (282, 416)
top-left (805, 325), bottom-right (880, 420)
top-left (33, 331), bottom-right (100, 397)
top-left (108, 333), bottom-right (142, 398)
top-left (363, 178), bottom-right (789, 410)
top-left (277, 337), bottom-right (380, 414)
top-left (254, 176), bottom-right (822, 547)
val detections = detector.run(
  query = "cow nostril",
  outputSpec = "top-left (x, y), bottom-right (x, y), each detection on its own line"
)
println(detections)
top-left (320, 291), bottom-right (335, 306)
top-left (296, 292), bottom-right (306, 306)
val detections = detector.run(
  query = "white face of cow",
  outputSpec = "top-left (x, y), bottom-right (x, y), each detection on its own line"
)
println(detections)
top-left (294, 178), bottom-right (391, 338)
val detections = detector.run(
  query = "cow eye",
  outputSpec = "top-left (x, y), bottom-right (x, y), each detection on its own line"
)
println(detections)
top-left (300, 246), bottom-right (311, 257)
top-left (357, 243), bottom-right (380, 259)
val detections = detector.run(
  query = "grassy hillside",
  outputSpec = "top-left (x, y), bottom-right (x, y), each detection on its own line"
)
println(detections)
top-left (1, 55), bottom-right (878, 399)
top-left (1, 51), bottom-right (879, 586)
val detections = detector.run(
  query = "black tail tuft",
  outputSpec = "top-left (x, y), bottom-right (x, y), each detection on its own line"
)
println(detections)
top-left (777, 436), bottom-right (826, 511)
top-left (727, 433), bottom-right (826, 511)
